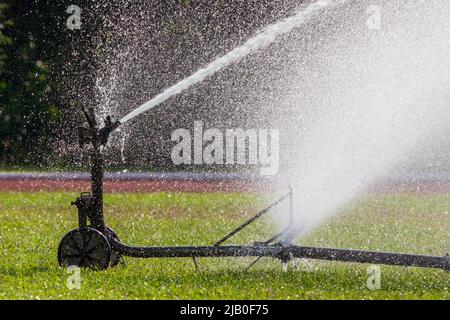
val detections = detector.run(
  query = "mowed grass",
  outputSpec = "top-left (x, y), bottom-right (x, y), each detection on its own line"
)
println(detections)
top-left (0, 191), bottom-right (448, 300)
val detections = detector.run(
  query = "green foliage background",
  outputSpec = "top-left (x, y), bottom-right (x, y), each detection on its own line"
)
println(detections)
top-left (0, 0), bottom-right (81, 167)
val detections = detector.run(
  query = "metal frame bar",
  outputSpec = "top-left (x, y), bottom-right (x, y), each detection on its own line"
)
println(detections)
top-left (214, 191), bottom-right (292, 246)
top-left (107, 238), bottom-right (450, 270)
top-left (69, 111), bottom-right (450, 271)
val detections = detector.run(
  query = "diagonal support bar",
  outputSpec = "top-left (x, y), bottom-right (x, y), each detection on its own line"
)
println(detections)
top-left (213, 191), bottom-right (291, 246)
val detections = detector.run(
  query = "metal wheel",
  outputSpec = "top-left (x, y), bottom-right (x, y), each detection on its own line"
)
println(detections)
top-left (58, 228), bottom-right (111, 270)
top-left (104, 227), bottom-right (122, 267)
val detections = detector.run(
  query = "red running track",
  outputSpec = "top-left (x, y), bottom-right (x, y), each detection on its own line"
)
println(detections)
top-left (0, 172), bottom-right (449, 194)
top-left (0, 178), bottom-right (266, 193)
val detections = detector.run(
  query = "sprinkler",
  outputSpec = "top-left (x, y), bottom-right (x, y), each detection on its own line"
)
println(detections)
top-left (57, 109), bottom-right (450, 271)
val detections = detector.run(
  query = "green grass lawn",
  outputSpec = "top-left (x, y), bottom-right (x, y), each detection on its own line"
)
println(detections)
top-left (0, 191), bottom-right (448, 300)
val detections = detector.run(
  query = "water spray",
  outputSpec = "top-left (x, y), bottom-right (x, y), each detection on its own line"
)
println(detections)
top-left (118, 0), bottom-right (345, 125)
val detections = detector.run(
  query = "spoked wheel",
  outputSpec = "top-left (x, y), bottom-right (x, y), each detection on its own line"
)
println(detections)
top-left (104, 227), bottom-right (122, 267)
top-left (58, 228), bottom-right (111, 270)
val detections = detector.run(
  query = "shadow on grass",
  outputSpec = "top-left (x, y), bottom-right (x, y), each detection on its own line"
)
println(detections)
top-left (0, 265), bottom-right (53, 277)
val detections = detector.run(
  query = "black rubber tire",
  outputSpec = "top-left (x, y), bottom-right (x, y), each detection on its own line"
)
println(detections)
top-left (104, 227), bottom-right (122, 267)
top-left (58, 228), bottom-right (111, 270)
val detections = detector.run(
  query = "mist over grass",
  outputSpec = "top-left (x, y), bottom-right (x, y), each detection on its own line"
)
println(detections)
top-left (274, 0), bottom-right (450, 240)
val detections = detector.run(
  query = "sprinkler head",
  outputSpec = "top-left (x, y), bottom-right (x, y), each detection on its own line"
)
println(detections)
top-left (98, 116), bottom-right (121, 146)
top-left (78, 125), bottom-right (93, 148)
top-left (77, 113), bottom-right (121, 148)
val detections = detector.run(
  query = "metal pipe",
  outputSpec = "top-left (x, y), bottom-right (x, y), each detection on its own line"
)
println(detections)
top-left (110, 238), bottom-right (283, 258)
top-left (89, 128), bottom-right (106, 229)
top-left (109, 238), bottom-right (450, 270)
top-left (289, 246), bottom-right (450, 270)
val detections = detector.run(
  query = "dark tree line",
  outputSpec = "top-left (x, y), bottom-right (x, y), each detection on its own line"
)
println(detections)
top-left (1, 1), bottom-right (59, 166)
top-left (0, 0), bottom-right (92, 167)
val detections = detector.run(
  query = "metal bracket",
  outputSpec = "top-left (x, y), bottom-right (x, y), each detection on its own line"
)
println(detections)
top-left (72, 192), bottom-right (93, 229)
